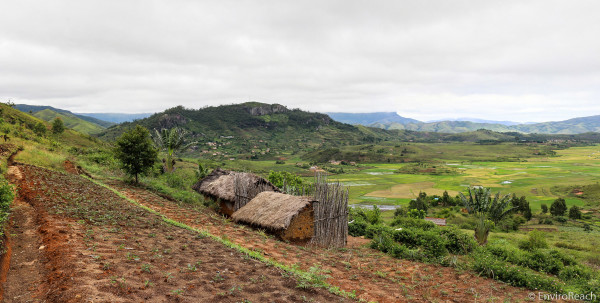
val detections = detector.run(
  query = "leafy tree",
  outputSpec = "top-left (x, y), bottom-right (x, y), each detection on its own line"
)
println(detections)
top-left (518, 196), bottom-right (529, 213)
top-left (510, 193), bottom-right (520, 210)
top-left (409, 192), bottom-right (429, 212)
top-left (517, 196), bottom-right (532, 220)
top-left (568, 205), bottom-right (582, 220)
top-left (114, 125), bottom-right (157, 183)
top-left (393, 206), bottom-right (407, 218)
top-left (152, 127), bottom-right (196, 173)
top-left (459, 187), bottom-right (516, 245)
top-left (33, 122), bottom-right (46, 136)
top-left (268, 170), bottom-right (303, 189)
top-left (523, 205), bottom-right (532, 221)
top-left (441, 190), bottom-right (454, 206)
top-left (51, 117), bottom-right (65, 134)
top-left (541, 204), bottom-right (548, 214)
top-left (550, 198), bottom-right (567, 217)
top-left (407, 209), bottom-right (426, 219)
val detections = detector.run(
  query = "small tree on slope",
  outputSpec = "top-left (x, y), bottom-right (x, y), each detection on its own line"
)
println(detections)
top-left (114, 125), bottom-right (157, 183)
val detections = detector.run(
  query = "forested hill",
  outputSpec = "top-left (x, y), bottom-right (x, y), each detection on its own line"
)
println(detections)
top-left (98, 102), bottom-right (398, 146)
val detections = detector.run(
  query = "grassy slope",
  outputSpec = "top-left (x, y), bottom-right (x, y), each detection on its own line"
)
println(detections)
top-left (33, 109), bottom-right (106, 135)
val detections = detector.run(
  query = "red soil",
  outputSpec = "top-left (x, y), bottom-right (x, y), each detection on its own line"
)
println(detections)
top-left (107, 180), bottom-right (539, 303)
top-left (2, 165), bottom-right (348, 302)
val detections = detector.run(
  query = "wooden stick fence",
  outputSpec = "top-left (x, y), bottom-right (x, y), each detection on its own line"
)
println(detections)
top-left (310, 173), bottom-right (349, 248)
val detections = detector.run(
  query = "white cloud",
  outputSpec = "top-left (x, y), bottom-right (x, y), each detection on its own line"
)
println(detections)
top-left (0, 0), bottom-right (599, 122)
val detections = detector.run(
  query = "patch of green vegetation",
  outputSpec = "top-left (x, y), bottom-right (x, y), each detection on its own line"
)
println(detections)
top-left (34, 109), bottom-right (106, 134)
top-left (397, 162), bottom-right (461, 175)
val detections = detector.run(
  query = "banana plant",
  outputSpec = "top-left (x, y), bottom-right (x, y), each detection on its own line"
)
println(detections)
top-left (459, 186), bottom-right (515, 245)
top-left (152, 127), bottom-right (197, 173)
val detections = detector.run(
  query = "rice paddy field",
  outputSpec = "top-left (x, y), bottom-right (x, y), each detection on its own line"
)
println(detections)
top-left (329, 144), bottom-right (600, 211)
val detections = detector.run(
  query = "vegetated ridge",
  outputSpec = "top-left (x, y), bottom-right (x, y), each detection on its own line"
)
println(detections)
top-left (330, 111), bottom-right (600, 134)
top-left (15, 104), bottom-right (114, 128)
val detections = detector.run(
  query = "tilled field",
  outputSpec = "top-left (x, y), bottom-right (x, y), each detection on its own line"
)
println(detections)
top-left (107, 180), bottom-right (537, 303)
top-left (3, 164), bottom-right (347, 302)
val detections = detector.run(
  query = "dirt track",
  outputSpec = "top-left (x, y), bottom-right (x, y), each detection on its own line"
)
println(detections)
top-left (3, 166), bottom-right (46, 302)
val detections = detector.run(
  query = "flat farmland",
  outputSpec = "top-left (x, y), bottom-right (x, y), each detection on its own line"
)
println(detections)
top-left (330, 145), bottom-right (600, 210)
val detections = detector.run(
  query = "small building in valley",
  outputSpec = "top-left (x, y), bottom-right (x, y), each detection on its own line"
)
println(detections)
top-left (232, 192), bottom-right (315, 242)
top-left (192, 168), bottom-right (279, 216)
top-left (424, 217), bottom-right (447, 226)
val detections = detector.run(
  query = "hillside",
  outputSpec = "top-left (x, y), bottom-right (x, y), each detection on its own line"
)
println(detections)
top-left (326, 112), bottom-right (421, 125)
top-left (76, 112), bottom-right (153, 123)
top-left (33, 109), bottom-right (106, 135)
top-left (335, 113), bottom-right (600, 134)
top-left (99, 102), bottom-right (403, 156)
top-left (15, 104), bottom-right (115, 128)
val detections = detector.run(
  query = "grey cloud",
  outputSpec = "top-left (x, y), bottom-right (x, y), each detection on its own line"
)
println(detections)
top-left (0, 0), bottom-right (599, 122)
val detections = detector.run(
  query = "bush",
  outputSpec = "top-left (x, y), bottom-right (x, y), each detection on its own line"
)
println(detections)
top-left (569, 206), bottom-right (582, 219)
top-left (393, 206), bottom-right (407, 218)
top-left (558, 265), bottom-right (593, 281)
top-left (518, 230), bottom-right (548, 251)
top-left (0, 180), bottom-right (15, 226)
top-left (497, 214), bottom-right (526, 232)
top-left (164, 173), bottom-right (185, 189)
top-left (348, 220), bottom-right (368, 237)
top-left (349, 206), bottom-right (382, 225)
top-left (555, 216), bottom-right (567, 223)
top-left (390, 217), bottom-right (436, 230)
top-left (470, 250), bottom-right (564, 292)
top-left (407, 209), bottom-right (426, 219)
top-left (439, 227), bottom-right (477, 255)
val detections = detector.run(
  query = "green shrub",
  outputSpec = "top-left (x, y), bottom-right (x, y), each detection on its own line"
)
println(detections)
top-left (390, 217), bottom-right (436, 230)
top-left (393, 206), bottom-right (407, 218)
top-left (569, 206), bottom-right (582, 220)
top-left (555, 216), bottom-right (567, 223)
top-left (518, 230), bottom-right (548, 251)
top-left (439, 227), bottom-right (477, 255)
top-left (0, 180), bottom-right (15, 225)
top-left (407, 209), bottom-right (426, 219)
top-left (348, 220), bottom-right (368, 237)
top-left (164, 173), bottom-right (185, 189)
top-left (470, 250), bottom-right (564, 292)
top-left (558, 265), bottom-right (593, 281)
top-left (349, 206), bottom-right (382, 225)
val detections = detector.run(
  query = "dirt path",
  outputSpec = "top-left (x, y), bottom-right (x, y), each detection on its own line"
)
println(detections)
top-left (107, 180), bottom-right (538, 303)
top-left (2, 166), bottom-right (45, 302)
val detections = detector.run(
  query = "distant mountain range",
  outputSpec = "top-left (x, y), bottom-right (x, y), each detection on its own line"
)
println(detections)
top-left (15, 103), bottom-right (600, 136)
top-left (326, 112), bottom-right (600, 134)
top-left (327, 112), bottom-right (420, 125)
top-left (77, 112), bottom-right (153, 123)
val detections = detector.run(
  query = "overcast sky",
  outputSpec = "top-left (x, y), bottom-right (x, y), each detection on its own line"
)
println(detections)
top-left (1, 1), bottom-right (600, 122)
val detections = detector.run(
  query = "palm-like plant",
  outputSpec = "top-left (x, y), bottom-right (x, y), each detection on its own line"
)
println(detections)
top-left (459, 187), bottom-right (515, 245)
top-left (152, 127), bottom-right (196, 173)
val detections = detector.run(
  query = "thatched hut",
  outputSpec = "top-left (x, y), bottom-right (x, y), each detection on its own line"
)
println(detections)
top-left (192, 168), bottom-right (279, 216)
top-left (232, 192), bottom-right (315, 242)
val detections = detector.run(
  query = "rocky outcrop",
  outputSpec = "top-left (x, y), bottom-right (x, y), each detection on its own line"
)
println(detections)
top-left (247, 104), bottom-right (288, 116)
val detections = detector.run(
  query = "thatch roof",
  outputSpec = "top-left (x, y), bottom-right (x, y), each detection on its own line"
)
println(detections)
top-left (232, 192), bottom-right (314, 230)
top-left (191, 168), bottom-right (279, 203)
